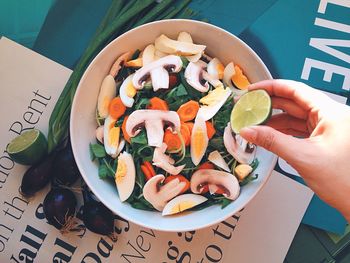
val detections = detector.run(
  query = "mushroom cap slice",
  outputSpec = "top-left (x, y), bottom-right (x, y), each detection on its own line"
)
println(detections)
top-left (142, 44), bottom-right (156, 65)
top-left (223, 123), bottom-right (256, 164)
top-left (153, 143), bottom-right (185, 175)
top-left (143, 174), bottom-right (186, 211)
top-left (184, 62), bottom-right (209, 92)
top-left (155, 34), bottom-right (206, 56)
top-left (208, 150), bottom-right (230, 172)
top-left (132, 55), bottom-right (182, 90)
top-left (190, 169), bottom-right (240, 200)
top-left (125, 110), bottom-right (181, 147)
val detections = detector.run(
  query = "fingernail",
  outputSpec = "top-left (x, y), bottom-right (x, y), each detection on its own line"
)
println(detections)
top-left (240, 127), bottom-right (257, 141)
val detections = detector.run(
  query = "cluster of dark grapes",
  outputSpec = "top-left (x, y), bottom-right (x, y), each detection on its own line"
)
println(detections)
top-left (20, 142), bottom-right (115, 238)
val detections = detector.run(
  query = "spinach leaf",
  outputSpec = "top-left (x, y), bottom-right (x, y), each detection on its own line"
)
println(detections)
top-left (89, 143), bottom-right (106, 160)
top-left (213, 99), bottom-right (233, 133)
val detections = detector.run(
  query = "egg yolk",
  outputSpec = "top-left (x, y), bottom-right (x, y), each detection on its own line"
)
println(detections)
top-left (108, 126), bottom-right (120, 148)
top-left (193, 128), bottom-right (205, 158)
top-left (115, 159), bottom-right (127, 183)
top-left (126, 82), bottom-right (137, 97)
top-left (216, 63), bottom-right (224, 79)
top-left (170, 201), bottom-right (195, 214)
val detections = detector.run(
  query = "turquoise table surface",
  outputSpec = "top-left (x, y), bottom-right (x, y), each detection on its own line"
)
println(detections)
top-left (1, 1), bottom-right (350, 262)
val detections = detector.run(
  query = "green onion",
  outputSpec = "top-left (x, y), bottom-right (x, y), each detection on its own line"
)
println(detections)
top-left (47, 0), bottom-right (197, 153)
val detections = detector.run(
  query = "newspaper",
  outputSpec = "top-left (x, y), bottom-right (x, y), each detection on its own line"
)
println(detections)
top-left (0, 37), bottom-right (313, 263)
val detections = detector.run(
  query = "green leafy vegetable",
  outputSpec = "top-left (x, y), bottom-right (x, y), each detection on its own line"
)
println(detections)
top-left (89, 143), bottom-right (106, 160)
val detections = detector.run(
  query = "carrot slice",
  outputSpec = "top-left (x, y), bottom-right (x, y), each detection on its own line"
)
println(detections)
top-left (184, 122), bottom-right (194, 133)
top-left (231, 65), bottom-right (251, 89)
top-left (141, 161), bottom-right (156, 181)
top-left (163, 129), bottom-right (182, 152)
top-left (109, 96), bottom-right (126, 120)
top-left (205, 121), bottom-right (216, 139)
top-left (180, 122), bottom-right (191, 146)
top-left (176, 100), bottom-right (200, 122)
top-left (147, 97), bottom-right (169, 111)
top-left (122, 115), bottom-right (131, 143)
top-left (198, 162), bottom-right (215, 170)
top-left (141, 165), bottom-right (153, 181)
top-left (164, 175), bottom-right (190, 194)
top-left (200, 185), bottom-right (226, 195)
top-left (143, 161), bottom-right (156, 177)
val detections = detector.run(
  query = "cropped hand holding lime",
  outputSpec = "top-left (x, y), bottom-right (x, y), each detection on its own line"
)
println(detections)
top-left (7, 129), bottom-right (48, 165)
top-left (239, 79), bottom-right (350, 222)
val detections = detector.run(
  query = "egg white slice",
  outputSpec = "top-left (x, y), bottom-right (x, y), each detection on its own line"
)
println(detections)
top-left (208, 150), bottom-right (230, 172)
top-left (190, 116), bottom-right (208, 166)
top-left (162, 194), bottom-right (207, 216)
top-left (197, 86), bottom-right (232, 121)
top-left (115, 152), bottom-right (136, 202)
top-left (97, 75), bottom-right (116, 118)
top-left (207, 58), bottom-right (224, 80)
top-left (119, 74), bottom-right (137, 107)
top-left (103, 115), bottom-right (120, 158)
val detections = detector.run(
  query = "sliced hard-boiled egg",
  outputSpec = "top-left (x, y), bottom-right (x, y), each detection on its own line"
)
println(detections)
top-left (119, 74), bottom-right (137, 107)
top-left (191, 116), bottom-right (208, 166)
top-left (162, 194), bottom-right (207, 216)
top-left (223, 62), bottom-right (235, 88)
top-left (115, 152), bottom-right (135, 202)
top-left (103, 115), bottom-right (120, 158)
top-left (231, 65), bottom-right (251, 89)
top-left (208, 150), bottom-right (230, 172)
top-left (207, 58), bottom-right (225, 80)
top-left (125, 57), bottom-right (143, 68)
top-left (197, 86), bottom-right (232, 121)
top-left (97, 75), bottom-right (116, 118)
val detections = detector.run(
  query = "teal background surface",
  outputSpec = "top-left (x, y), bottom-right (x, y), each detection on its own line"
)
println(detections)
top-left (1, 0), bottom-right (350, 261)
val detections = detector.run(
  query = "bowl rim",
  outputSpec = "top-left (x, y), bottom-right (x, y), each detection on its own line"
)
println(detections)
top-left (70, 19), bottom-right (276, 232)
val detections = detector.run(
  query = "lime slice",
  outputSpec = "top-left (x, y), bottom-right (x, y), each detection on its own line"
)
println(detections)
top-left (7, 129), bottom-right (48, 165)
top-left (230, 90), bottom-right (272, 133)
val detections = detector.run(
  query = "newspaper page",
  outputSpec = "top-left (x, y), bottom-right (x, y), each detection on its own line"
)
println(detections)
top-left (0, 37), bottom-right (313, 263)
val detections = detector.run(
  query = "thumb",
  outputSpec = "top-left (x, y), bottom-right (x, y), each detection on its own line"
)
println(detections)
top-left (240, 125), bottom-right (307, 164)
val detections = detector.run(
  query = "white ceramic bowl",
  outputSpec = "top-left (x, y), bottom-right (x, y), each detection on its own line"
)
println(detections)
top-left (70, 19), bottom-right (277, 232)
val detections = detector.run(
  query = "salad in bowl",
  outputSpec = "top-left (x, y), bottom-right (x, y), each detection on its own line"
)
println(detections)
top-left (71, 19), bottom-right (276, 231)
top-left (90, 31), bottom-right (266, 216)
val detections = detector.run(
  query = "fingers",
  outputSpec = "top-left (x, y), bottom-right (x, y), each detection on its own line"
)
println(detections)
top-left (271, 97), bottom-right (308, 120)
top-left (279, 129), bottom-right (309, 138)
top-left (266, 113), bottom-right (309, 133)
top-left (240, 125), bottom-right (311, 164)
top-left (248, 79), bottom-right (331, 111)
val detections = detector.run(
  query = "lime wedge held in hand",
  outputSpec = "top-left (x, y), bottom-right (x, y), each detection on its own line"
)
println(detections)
top-left (230, 90), bottom-right (272, 134)
top-left (7, 129), bottom-right (48, 165)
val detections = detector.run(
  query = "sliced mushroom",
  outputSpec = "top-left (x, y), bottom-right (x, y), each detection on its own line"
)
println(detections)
top-left (125, 110), bottom-right (180, 147)
top-left (142, 44), bottom-right (156, 65)
top-left (190, 169), bottom-right (240, 200)
top-left (143, 174), bottom-right (186, 211)
top-left (155, 34), bottom-right (206, 56)
top-left (223, 123), bottom-right (256, 164)
top-left (132, 55), bottom-right (182, 91)
top-left (184, 62), bottom-right (209, 92)
top-left (202, 71), bottom-right (223, 88)
top-left (177, 32), bottom-right (202, 62)
top-left (109, 52), bottom-right (131, 77)
top-left (153, 143), bottom-right (185, 175)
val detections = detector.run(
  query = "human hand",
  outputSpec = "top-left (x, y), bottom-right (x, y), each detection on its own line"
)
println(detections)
top-left (239, 79), bottom-right (350, 221)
